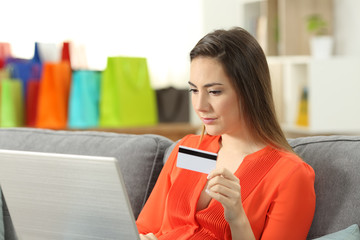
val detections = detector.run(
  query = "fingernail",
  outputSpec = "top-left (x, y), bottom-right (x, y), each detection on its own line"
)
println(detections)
top-left (205, 189), bottom-right (210, 194)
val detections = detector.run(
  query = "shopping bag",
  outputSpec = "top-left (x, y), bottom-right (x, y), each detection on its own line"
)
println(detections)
top-left (32, 42), bottom-right (41, 63)
top-left (156, 87), bottom-right (190, 123)
top-left (25, 80), bottom-right (40, 127)
top-left (99, 57), bottom-right (158, 127)
top-left (25, 42), bottom-right (42, 127)
top-left (68, 70), bottom-right (100, 129)
top-left (61, 42), bottom-right (71, 66)
top-left (6, 58), bottom-right (32, 96)
top-left (5, 43), bottom-right (42, 126)
top-left (6, 46), bottom-right (42, 98)
top-left (0, 42), bottom-right (11, 69)
top-left (36, 62), bottom-right (71, 129)
top-left (37, 42), bottom-right (60, 62)
top-left (0, 79), bottom-right (24, 127)
top-left (70, 42), bottom-right (88, 70)
top-left (0, 67), bottom-right (10, 81)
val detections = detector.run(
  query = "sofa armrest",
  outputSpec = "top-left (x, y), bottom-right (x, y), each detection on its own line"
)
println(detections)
top-left (289, 135), bottom-right (360, 239)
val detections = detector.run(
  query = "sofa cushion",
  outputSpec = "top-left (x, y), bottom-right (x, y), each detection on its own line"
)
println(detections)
top-left (288, 135), bottom-right (360, 239)
top-left (0, 191), bottom-right (3, 240)
top-left (0, 128), bottom-right (173, 237)
top-left (312, 224), bottom-right (360, 240)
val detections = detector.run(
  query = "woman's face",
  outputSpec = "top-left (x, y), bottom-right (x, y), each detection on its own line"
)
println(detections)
top-left (189, 57), bottom-right (245, 137)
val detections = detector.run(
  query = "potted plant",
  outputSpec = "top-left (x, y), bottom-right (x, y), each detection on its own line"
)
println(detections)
top-left (306, 14), bottom-right (333, 58)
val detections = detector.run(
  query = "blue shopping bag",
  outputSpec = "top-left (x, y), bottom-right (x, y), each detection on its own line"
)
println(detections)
top-left (68, 70), bottom-right (100, 129)
top-left (6, 43), bottom-right (42, 97)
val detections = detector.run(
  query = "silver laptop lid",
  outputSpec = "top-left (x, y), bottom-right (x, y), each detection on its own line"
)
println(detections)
top-left (0, 149), bottom-right (140, 240)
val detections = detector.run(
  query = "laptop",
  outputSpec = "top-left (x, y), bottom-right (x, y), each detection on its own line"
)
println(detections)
top-left (0, 149), bottom-right (140, 240)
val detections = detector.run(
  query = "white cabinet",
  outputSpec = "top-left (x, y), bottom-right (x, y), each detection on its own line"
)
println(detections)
top-left (268, 56), bottom-right (360, 135)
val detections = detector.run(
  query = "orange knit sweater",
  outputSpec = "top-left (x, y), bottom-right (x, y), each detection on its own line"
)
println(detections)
top-left (136, 134), bottom-right (315, 239)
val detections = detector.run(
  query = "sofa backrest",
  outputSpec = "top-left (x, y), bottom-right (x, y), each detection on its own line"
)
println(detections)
top-left (2, 129), bottom-right (359, 239)
top-left (0, 128), bottom-right (174, 240)
top-left (289, 135), bottom-right (360, 239)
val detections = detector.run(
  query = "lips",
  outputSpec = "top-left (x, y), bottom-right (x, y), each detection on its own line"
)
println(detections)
top-left (202, 117), bottom-right (216, 124)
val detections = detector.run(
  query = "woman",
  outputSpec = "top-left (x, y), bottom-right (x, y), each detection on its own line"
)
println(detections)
top-left (136, 27), bottom-right (315, 240)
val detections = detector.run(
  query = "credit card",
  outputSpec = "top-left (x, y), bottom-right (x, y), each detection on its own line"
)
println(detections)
top-left (177, 146), bottom-right (217, 174)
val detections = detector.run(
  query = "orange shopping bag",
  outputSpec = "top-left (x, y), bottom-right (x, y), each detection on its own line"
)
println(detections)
top-left (36, 62), bottom-right (71, 129)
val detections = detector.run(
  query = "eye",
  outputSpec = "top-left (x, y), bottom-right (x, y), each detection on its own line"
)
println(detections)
top-left (209, 90), bottom-right (221, 96)
top-left (189, 88), bottom-right (199, 94)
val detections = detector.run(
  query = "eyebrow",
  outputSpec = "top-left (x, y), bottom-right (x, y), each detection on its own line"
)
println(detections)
top-left (188, 81), bottom-right (224, 88)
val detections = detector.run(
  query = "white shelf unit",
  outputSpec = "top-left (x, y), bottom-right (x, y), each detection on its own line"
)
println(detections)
top-left (268, 56), bottom-right (360, 135)
top-left (240, 0), bottom-right (333, 56)
top-left (240, 0), bottom-right (273, 55)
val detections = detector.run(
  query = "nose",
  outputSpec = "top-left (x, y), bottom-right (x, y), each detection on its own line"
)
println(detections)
top-left (192, 91), bottom-right (209, 113)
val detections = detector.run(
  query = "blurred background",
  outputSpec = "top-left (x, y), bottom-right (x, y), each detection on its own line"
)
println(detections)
top-left (1, 0), bottom-right (360, 140)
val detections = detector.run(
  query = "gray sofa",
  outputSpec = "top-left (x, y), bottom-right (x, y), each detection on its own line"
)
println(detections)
top-left (0, 128), bottom-right (359, 239)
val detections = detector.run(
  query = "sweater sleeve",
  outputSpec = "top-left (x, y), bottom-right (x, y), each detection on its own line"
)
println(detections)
top-left (136, 136), bottom-right (187, 234)
top-left (260, 162), bottom-right (316, 240)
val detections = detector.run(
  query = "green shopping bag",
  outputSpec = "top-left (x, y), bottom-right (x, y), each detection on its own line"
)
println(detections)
top-left (99, 57), bottom-right (158, 127)
top-left (0, 79), bottom-right (24, 127)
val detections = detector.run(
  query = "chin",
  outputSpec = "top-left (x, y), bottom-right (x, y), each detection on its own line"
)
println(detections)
top-left (204, 126), bottom-right (224, 136)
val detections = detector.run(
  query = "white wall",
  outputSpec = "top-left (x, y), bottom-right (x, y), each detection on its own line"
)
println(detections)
top-left (1, 0), bottom-right (245, 89)
top-left (333, 0), bottom-right (360, 56)
top-left (201, 0), bottom-right (242, 33)
top-left (1, 0), bottom-right (205, 89)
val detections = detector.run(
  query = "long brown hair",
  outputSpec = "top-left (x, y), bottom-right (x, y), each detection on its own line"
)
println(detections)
top-left (190, 27), bottom-right (293, 152)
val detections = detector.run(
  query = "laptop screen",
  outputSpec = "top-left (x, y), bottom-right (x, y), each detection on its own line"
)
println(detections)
top-left (0, 149), bottom-right (140, 240)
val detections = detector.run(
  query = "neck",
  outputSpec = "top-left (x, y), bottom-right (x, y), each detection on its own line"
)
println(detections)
top-left (220, 132), bottom-right (266, 156)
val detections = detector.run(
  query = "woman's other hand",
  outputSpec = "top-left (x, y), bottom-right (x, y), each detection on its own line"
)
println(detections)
top-left (139, 233), bottom-right (158, 240)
